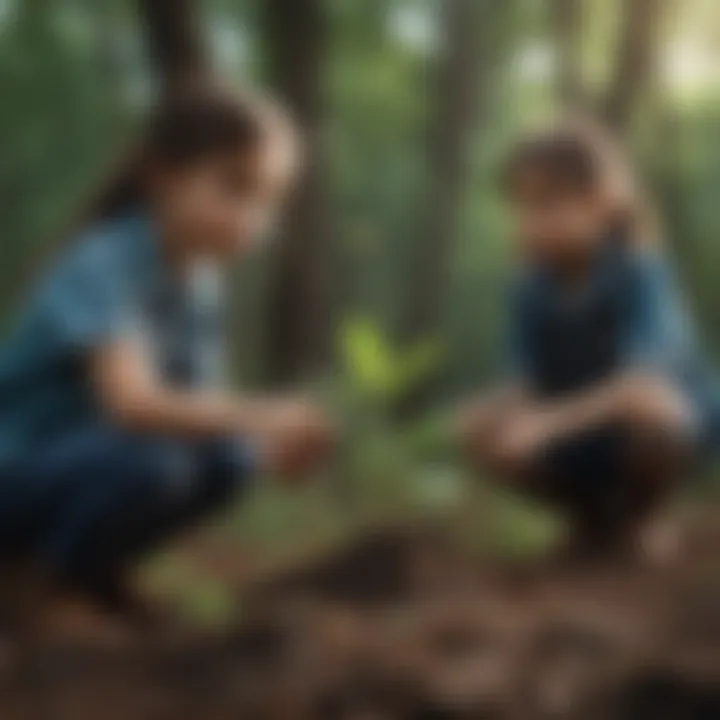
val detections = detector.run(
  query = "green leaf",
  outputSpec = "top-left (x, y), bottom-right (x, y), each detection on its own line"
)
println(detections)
top-left (339, 317), bottom-right (396, 397)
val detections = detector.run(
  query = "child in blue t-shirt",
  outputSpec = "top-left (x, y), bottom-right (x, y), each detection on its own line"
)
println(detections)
top-left (459, 120), bottom-right (718, 560)
top-left (0, 85), bottom-right (333, 622)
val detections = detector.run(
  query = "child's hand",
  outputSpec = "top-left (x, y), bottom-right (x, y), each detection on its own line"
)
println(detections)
top-left (614, 374), bottom-right (692, 429)
top-left (496, 408), bottom-right (557, 466)
top-left (255, 399), bottom-right (335, 479)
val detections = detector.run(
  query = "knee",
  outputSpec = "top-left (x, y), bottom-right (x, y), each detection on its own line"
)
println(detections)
top-left (460, 422), bottom-right (532, 485)
top-left (618, 378), bottom-right (696, 481)
top-left (195, 437), bottom-right (253, 504)
top-left (624, 422), bottom-right (690, 482)
top-left (112, 433), bottom-right (252, 509)
top-left (617, 375), bottom-right (693, 436)
top-left (130, 440), bottom-right (200, 505)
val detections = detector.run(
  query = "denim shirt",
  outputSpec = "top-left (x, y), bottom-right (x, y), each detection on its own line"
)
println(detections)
top-left (508, 242), bottom-right (705, 398)
top-left (0, 211), bottom-right (225, 467)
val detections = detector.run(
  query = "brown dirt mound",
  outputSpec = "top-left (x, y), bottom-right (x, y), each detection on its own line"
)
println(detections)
top-left (2, 520), bottom-right (720, 719)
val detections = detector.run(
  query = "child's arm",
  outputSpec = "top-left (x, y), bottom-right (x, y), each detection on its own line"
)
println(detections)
top-left (43, 235), bottom-right (331, 474)
top-left (91, 340), bottom-right (332, 475)
top-left (499, 252), bottom-right (695, 462)
top-left (93, 340), bottom-right (259, 435)
top-left (547, 251), bottom-right (695, 433)
top-left (456, 381), bottom-right (529, 438)
top-left (498, 373), bottom-right (690, 465)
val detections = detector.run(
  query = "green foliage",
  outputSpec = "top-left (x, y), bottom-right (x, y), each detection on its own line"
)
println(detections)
top-left (320, 315), bottom-right (465, 524)
top-left (340, 316), bottom-right (441, 402)
top-left (0, 0), bottom-right (137, 320)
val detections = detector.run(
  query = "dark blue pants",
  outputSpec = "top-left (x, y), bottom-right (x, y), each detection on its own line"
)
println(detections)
top-left (0, 425), bottom-right (253, 585)
top-left (534, 422), bottom-right (688, 540)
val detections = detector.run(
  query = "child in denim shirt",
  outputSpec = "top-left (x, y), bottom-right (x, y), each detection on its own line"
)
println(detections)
top-left (0, 85), bottom-right (333, 625)
top-left (459, 121), bottom-right (718, 561)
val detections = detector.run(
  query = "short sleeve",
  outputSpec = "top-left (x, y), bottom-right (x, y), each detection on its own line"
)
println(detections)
top-left (41, 234), bottom-right (135, 351)
top-left (620, 251), bottom-right (690, 372)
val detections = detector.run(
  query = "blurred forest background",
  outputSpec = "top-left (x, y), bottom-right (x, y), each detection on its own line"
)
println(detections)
top-left (0, 0), bottom-right (719, 616)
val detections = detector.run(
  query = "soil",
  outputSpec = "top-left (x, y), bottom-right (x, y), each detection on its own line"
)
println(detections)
top-left (1, 513), bottom-right (720, 719)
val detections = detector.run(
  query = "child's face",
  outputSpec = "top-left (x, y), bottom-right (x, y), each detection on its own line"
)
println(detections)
top-left (151, 139), bottom-right (297, 261)
top-left (509, 167), bottom-right (610, 266)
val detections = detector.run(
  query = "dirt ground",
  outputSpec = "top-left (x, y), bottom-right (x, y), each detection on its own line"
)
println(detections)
top-left (2, 512), bottom-right (720, 720)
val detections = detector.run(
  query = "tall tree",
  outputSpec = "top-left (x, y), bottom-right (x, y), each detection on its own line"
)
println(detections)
top-left (401, 0), bottom-right (512, 350)
top-left (261, 0), bottom-right (332, 385)
top-left (135, 0), bottom-right (209, 87)
top-left (551, 0), bottom-right (586, 110)
top-left (602, 0), bottom-right (663, 132)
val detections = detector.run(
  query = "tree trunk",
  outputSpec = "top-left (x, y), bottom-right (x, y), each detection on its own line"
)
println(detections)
top-left (402, 0), bottom-right (508, 347)
top-left (135, 0), bottom-right (209, 88)
top-left (551, 0), bottom-right (586, 110)
top-left (261, 0), bottom-right (332, 385)
top-left (603, 0), bottom-right (663, 132)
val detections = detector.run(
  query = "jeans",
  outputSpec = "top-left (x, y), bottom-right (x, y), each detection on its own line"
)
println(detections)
top-left (0, 425), bottom-right (253, 585)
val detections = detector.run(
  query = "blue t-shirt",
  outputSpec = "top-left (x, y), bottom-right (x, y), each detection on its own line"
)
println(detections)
top-left (0, 211), bottom-right (225, 467)
top-left (509, 241), bottom-right (708, 399)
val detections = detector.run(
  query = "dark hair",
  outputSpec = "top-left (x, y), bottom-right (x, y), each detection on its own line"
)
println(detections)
top-left (501, 118), bottom-right (658, 245)
top-left (86, 82), bottom-right (296, 223)
top-left (502, 132), bottom-right (599, 196)
top-left (13, 84), bottom-right (296, 304)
